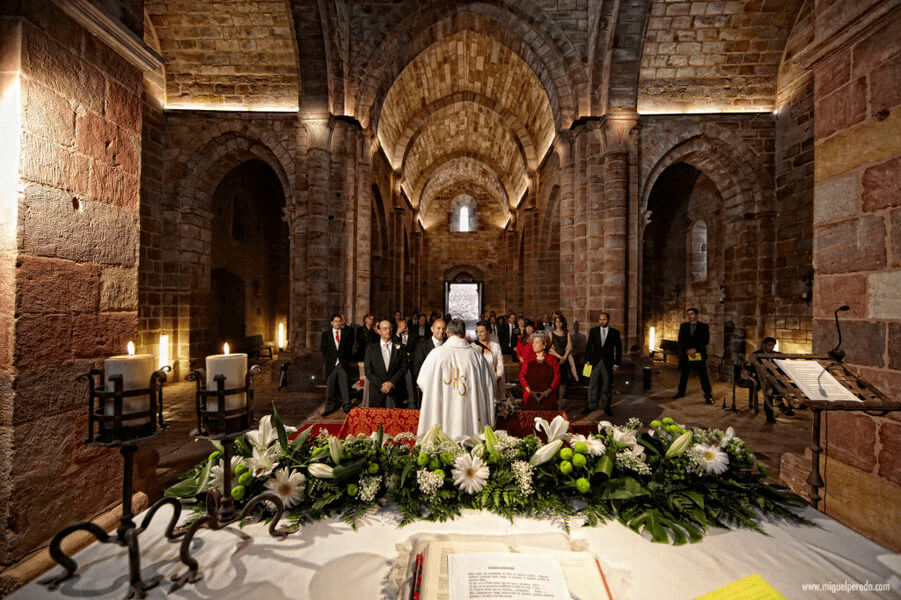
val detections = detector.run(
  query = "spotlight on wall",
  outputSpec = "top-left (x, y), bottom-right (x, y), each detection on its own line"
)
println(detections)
top-left (159, 334), bottom-right (169, 371)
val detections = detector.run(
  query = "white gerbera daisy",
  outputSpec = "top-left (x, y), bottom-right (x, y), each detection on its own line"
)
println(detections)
top-left (451, 453), bottom-right (490, 495)
top-left (570, 433), bottom-right (606, 456)
top-left (694, 444), bottom-right (729, 475)
top-left (209, 456), bottom-right (245, 491)
top-left (265, 468), bottom-right (306, 508)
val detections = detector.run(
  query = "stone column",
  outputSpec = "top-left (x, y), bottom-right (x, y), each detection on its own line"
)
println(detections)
top-left (301, 117), bottom-right (332, 351)
top-left (556, 132), bottom-right (575, 320)
top-left (601, 114), bottom-right (637, 343)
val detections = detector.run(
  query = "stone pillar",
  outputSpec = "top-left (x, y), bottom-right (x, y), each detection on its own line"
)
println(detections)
top-left (301, 117), bottom-right (332, 350)
top-left (602, 114), bottom-right (637, 344)
top-left (556, 132), bottom-right (576, 320)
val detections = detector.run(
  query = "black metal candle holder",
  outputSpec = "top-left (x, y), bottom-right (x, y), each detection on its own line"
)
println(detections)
top-left (170, 366), bottom-right (292, 592)
top-left (40, 367), bottom-right (184, 600)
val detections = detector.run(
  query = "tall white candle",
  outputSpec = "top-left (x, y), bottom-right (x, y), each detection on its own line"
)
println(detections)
top-left (205, 343), bottom-right (247, 412)
top-left (104, 342), bottom-right (154, 425)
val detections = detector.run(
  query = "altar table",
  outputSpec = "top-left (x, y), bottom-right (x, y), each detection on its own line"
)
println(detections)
top-left (8, 505), bottom-right (899, 599)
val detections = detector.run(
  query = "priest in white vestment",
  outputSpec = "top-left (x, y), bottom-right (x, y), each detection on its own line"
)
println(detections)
top-left (416, 318), bottom-right (496, 440)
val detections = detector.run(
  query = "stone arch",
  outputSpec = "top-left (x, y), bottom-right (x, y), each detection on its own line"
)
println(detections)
top-left (172, 130), bottom-right (295, 361)
top-left (639, 125), bottom-right (771, 221)
top-left (351, 2), bottom-right (585, 132)
top-left (444, 264), bottom-right (485, 282)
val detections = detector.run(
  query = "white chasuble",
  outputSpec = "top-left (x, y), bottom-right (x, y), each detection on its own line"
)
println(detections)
top-left (416, 336), bottom-right (495, 440)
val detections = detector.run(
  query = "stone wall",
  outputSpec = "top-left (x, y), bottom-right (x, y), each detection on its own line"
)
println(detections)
top-left (0, 1), bottom-right (145, 564)
top-left (806, 0), bottom-right (901, 550)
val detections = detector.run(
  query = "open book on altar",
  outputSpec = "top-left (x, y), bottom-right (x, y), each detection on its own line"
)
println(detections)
top-left (396, 533), bottom-right (613, 600)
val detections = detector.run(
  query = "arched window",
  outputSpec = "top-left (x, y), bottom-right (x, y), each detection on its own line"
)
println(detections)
top-left (450, 194), bottom-right (477, 232)
top-left (690, 221), bottom-right (708, 281)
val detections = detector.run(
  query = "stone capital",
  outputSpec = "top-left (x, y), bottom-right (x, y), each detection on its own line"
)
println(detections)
top-left (301, 117), bottom-right (333, 150)
top-left (602, 113), bottom-right (638, 155)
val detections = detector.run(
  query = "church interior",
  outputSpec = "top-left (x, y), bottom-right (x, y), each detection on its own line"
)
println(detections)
top-left (1, 0), bottom-right (900, 584)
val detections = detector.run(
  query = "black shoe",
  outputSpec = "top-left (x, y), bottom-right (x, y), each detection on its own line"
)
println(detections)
top-left (704, 394), bottom-right (713, 404)
top-left (321, 407), bottom-right (338, 417)
top-left (342, 406), bottom-right (353, 414)
top-left (672, 392), bottom-right (685, 399)
top-left (602, 406), bottom-right (614, 417)
top-left (579, 406), bottom-right (597, 417)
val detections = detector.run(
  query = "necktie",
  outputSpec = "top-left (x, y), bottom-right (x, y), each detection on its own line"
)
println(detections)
top-left (382, 342), bottom-right (391, 370)
top-left (335, 330), bottom-right (340, 344)
top-left (690, 323), bottom-right (696, 336)
top-left (601, 328), bottom-right (606, 345)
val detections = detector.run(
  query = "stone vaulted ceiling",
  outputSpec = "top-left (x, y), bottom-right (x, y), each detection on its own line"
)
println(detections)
top-left (142, 0), bottom-right (809, 222)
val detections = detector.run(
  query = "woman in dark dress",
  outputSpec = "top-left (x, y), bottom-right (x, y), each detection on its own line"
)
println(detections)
top-left (519, 332), bottom-right (561, 411)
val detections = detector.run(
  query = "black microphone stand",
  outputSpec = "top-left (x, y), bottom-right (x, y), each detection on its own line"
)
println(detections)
top-left (828, 305), bottom-right (850, 362)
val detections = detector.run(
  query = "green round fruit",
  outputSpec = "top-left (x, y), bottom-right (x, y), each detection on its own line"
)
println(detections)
top-left (558, 460), bottom-right (573, 475)
top-left (572, 454), bottom-right (587, 469)
top-left (238, 472), bottom-right (253, 487)
top-left (367, 462), bottom-right (379, 475)
top-left (559, 447), bottom-right (574, 461)
top-left (230, 485), bottom-right (245, 501)
top-left (208, 451), bottom-right (222, 463)
top-left (347, 483), bottom-right (359, 496)
top-left (440, 452), bottom-right (454, 465)
top-left (428, 457), bottom-right (441, 470)
top-left (417, 453), bottom-right (430, 467)
top-left (573, 442), bottom-right (589, 454)
top-left (575, 477), bottom-right (591, 494)
top-left (432, 469), bottom-right (445, 479)
top-left (234, 464), bottom-right (248, 476)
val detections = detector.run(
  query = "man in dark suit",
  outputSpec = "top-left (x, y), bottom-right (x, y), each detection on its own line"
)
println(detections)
top-left (583, 311), bottom-right (622, 416)
top-left (496, 315), bottom-right (512, 357)
top-left (364, 319), bottom-right (408, 408)
top-left (394, 317), bottom-right (417, 408)
top-left (673, 307), bottom-right (713, 403)
top-left (413, 318), bottom-right (446, 386)
top-left (321, 313), bottom-right (355, 416)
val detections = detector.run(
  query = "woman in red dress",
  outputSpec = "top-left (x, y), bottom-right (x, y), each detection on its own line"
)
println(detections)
top-left (515, 321), bottom-right (537, 363)
top-left (519, 332), bottom-right (561, 410)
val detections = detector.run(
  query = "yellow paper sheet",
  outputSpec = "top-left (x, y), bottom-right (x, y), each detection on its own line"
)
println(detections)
top-left (694, 574), bottom-right (786, 600)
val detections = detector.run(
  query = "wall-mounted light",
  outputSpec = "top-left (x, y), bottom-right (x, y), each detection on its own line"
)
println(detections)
top-left (158, 334), bottom-right (169, 371)
top-left (649, 326), bottom-right (656, 352)
top-left (277, 323), bottom-right (286, 350)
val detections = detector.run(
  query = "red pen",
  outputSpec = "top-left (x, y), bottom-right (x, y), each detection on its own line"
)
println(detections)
top-left (410, 553), bottom-right (424, 600)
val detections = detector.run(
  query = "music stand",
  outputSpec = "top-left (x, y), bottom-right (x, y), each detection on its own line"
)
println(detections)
top-left (749, 353), bottom-right (900, 510)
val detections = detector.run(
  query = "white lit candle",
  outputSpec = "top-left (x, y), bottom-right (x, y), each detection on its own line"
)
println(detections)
top-left (104, 341), bottom-right (154, 425)
top-left (205, 343), bottom-right (247, 412)
top-left (649, 327), bottom-right (656, 352)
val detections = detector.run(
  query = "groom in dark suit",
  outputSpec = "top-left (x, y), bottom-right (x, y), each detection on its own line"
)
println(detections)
top-left (321, 313), bottom-right (355, 416)
top-left (583, 312), bottom-right (622, 416)
top-left (365, 319), bottom-right (408, 408)
top-left (673, 307), bottom-right (713, 403)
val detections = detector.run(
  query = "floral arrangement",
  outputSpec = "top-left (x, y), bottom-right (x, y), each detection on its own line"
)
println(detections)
top-left (166, 409), bottom-right (811, 544)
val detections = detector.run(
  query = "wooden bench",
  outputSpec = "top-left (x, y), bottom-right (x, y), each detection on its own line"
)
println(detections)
top-left (650, 339), bottom-right (680, 363)
top-left (243, 334), bottom-right (273, 360)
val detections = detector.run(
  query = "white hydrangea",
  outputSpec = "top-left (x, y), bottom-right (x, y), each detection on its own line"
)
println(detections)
top-left (416, 468), bottom-right (443, 498)
top-left (511, 460), bottom-right (534, 496)
top-left (357, 475), bottom-right (382, 502)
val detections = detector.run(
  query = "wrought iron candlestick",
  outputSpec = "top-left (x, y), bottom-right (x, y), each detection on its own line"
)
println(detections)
top-left (170, 366), bottom-right (291, 592)
top-left (40, 366), bottom-right (184, 600)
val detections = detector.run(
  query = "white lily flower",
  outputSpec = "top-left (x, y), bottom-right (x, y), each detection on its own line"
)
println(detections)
top-left (247, 445), bottom-right (279, 478)
top-left (529, 439), bottom-right (563, 466)
top-left (534, 415), bottom-right (570, 441)
top-left (418, 424), bottom-right (441, 447)
top-left (247, 414), bottom-right (277, 452)
top-left (665, 431), bottom-right (693, 458)
top-left (369, 430), bottom-right (394, 446)
top-left (308, 463), bottom-right (335, 478)
top-left (719, 427), bottom-right (735, 448)
top-left (328, 437), bottom-right (343, 464)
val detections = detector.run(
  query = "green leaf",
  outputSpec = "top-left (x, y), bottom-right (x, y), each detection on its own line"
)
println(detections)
top-left (291, 426), bottom-right (313, 450)
top-left (594, 454), bottom-right (614, 477)
top-left (684, 491), bottom-right (705, 508)
top-left (602, 476), bottom-right (648, 500)
top-left (165, 476), bottom-right (201, 499)
top-left (195, 457), bottom-right (215, 494)
top-left (332, 457), bottom-right (367, 481)
top-left (272, 404), bottom-right (289, 454)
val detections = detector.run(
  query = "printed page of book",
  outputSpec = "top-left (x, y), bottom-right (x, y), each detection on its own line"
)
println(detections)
top-left (447, 553), bottom-right (570, 600)
top-left (773, 359), bottom-right (862, 402)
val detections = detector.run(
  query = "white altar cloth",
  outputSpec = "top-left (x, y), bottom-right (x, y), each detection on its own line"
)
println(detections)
top-left (9, 506), bottom-right (900, 600)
